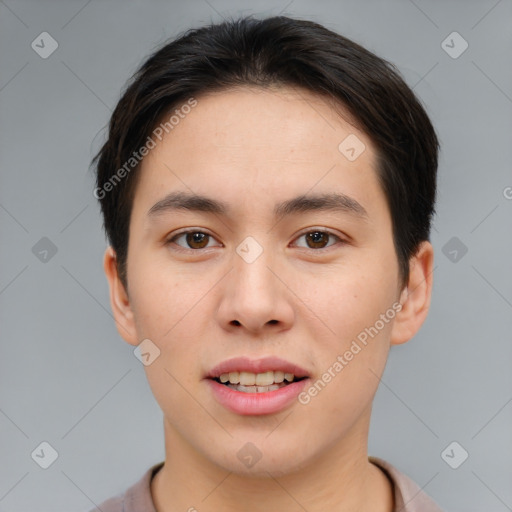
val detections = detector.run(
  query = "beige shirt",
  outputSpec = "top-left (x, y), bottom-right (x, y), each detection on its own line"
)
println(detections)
top-left (91, 456), bottom-right (444, 511)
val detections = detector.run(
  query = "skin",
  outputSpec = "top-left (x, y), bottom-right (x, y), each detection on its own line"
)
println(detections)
top-left (104, 86), bottom-right (433, 512)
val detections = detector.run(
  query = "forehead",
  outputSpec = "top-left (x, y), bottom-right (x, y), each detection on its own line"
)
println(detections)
top-left (171, 85), bottom-right (365, 153)
top-left (132, 86), bottom-right (385, 221)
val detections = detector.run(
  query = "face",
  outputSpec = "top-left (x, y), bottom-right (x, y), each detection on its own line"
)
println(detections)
top-left (105, 86), bottom-right (431, 477)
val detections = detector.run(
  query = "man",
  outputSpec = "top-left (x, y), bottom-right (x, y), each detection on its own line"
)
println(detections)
top-left (92, 15), bottom-right (443, 511)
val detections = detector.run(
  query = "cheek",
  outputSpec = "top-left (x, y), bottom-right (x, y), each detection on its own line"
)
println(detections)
top-left (130, 266), bottom-right (205, 399)
top-left (294, 257), bottom-right (398, 344)
top-left (127, 276), bottom-right (210, 430)
top-left (290, 254), bottom-right (398, 421)
top-left (128, 253), bottom-right (212, 342)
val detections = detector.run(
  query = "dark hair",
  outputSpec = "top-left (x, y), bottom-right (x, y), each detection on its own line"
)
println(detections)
top-left (93, 15), bottom-right (438, 290)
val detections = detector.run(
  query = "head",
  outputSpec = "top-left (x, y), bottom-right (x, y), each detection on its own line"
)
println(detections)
top-left (94, 15), bottom-right (438, 476)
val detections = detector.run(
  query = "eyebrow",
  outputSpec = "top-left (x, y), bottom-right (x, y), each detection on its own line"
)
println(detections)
top-left (147, 191), bottom-right (368, 220)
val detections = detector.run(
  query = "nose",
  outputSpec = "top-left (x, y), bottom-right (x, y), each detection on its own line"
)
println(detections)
top-left (215, 244), bottom-right (295, 335)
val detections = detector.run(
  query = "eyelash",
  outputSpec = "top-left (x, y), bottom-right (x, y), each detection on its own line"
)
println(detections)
top-left (165, 228), bottom-right (345, 253)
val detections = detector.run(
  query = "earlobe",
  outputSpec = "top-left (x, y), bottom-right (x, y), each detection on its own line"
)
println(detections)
top-left (103, 246), bottom-right (139, 346)
top-left (390, 241), bottom-right (434, 346)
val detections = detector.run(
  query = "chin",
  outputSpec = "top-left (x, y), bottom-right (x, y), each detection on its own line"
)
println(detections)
top-left (201, 435), bottom-right (319, 478)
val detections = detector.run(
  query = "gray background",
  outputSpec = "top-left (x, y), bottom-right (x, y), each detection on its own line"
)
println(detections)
top-left (1, 0), bottom-right (511, 511)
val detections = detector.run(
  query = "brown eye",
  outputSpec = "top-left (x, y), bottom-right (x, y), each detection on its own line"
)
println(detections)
top-left (185, 232), bottom-right (209, 249)
top-left (306, 231), bottom-right (329, 248)
top-left (294, 230), bottom-right (342, 250)
top-left (169, 231), bottom-right (220, 250)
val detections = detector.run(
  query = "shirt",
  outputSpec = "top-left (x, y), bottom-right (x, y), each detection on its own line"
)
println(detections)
top-left (90, 456), bottom-right (444, 511)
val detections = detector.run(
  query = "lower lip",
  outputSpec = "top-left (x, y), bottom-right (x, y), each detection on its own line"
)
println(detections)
top-left (206, 378), bottom-right (309, 416)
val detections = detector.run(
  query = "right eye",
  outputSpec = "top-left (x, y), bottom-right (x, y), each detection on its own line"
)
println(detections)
top-left (166, 230), bottom-right (222, 251)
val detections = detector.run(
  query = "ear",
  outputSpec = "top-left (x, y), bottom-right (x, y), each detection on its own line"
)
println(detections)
top-left (390, 240), bottom-right (434, 346)
top-left (103, 246), bottom-right (139, 346)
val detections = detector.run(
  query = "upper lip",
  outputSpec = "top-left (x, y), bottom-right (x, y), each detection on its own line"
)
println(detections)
top-left (206, 356), bottom-right (309, 379)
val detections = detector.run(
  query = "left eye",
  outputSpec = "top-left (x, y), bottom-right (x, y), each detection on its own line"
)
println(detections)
top-left (293, 230), bottom-right (341, 249)
top-left (170, 231), bottom-right (220, 250)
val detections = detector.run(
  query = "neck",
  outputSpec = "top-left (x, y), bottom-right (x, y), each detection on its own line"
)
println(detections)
top-left (151, 413), bottom-right (394, 512)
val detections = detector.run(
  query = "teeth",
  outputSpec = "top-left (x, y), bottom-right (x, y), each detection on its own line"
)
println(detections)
top-left (228, 383), bottom-right (284, 393)
top-left (217, 370), bottom-right (297, 386)
top-left (239, 372), bottom-right (256, 386)
top-left (274, 371), bottom-right (285, 383)
top-left (237, 385), bottom-right (257, 393)
top-left (256, 371), bottom-right (274, 386)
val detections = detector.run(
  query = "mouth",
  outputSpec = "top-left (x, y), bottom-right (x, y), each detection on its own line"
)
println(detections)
top-left (205, 356), bottom-right (310, 415)
top-left (212, 370), bottom-right (308, 393)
